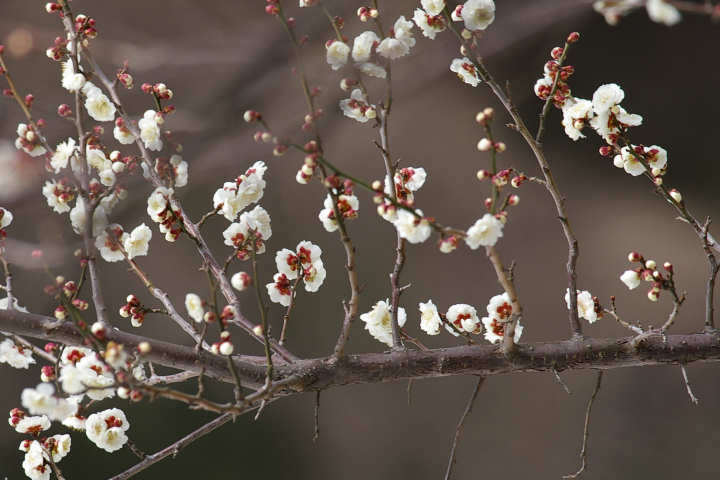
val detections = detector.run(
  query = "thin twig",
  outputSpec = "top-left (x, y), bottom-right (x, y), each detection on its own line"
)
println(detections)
top-left (313, 391), bottom-right (321, 441)
top-left (564, 370), bottom-right (603, 479)
top-left (680, 364), bottom-right (699, 405)
top-left (445, 376), bottom-right (486, 480)
top-left (407, 379), bottom-right (412, 405)
top-left (553, 368), bottom-right (572, 395)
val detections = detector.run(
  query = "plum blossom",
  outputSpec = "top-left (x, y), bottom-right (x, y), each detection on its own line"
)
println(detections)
top-left (170, 154), bottom-right (189, 187)
top-left (21, 383), bottom-right (78, 422)
top-left (562, 99), bottom-right (593, 140)
top-left (0, 338), bottom-right (35, 369)
top-left (413, 9), bottom-right (447, 39)
top-left (274, 241), bottom-right (326, 292)
top-left (326, 40), bottom-right (350, 70)
top-left (377, 16), bottom-right (415, 59)
top-left (446, 303), bottom-right (481, 334)
top-left (465, 213), bottom-right (504, 249)
top-left (22, 440), bottom-right (51, 480)
top-left (352, 31), bottom-right (380, 63)
top-left (15, 123), bottom-right (46, 157)
top-left (83, 82), bottom-right (116, 122)
top-left (113, 118), bottom-right (136, 144)
top-left (70, 197), bottom-right (108, 236)
top-left (481, 292), bottom-right (523, 343)
top-left (185, 293), bottom-right (205, 322)
top-left (58, 348), bottom-right (116, 400)
top-left (222, 205), bottom-right (272, 259)
top-left (123, 224), bottom-right (152, 259)
top-left (138, 110), bottom-right (163, 151)
top-left (421, 0), bottom-right (446, 16)
top-left (460, 0), bottom-right (495, 31)
top-left (266, 273), bottom-right (293, 307)
top-left (419, 300), bottom-right (442, 335)
top-left (450, 58), bottom-right (481, 86)
top-left (646, 0), bottom-right (681, 25)
top-left (565, 289), bottom-right (600, 323)
top-left (85, 408), bottom-right (130, 453)
top-left (95, 224), bottom-right (129, 262)
top-left (393, 208), bottom-right (432, 244)
top-left (339, 89), bottom-right (376, 123)
top-left (620, 270), bottom-right (642, 289)
top-left (318, 193), bottom-right (359, 232)
top-left (360, 299), bottom-right (407, 347)
top-left (591, 83), bottom-right (624, 114)
top-left (43, 180), bottom-right (74, 214)
top-left (213, 161), bottom-right (268, 221)
top-left (356, 62), bottom-right (387, 78)
top-left (61, 59), bottom-right (86, 92)
top-left (50, 138), bottom-right (78, 173)
top-left (146, 186), bottom-right (173, 223)
top-left (13, 415), bottom-right (52, 435)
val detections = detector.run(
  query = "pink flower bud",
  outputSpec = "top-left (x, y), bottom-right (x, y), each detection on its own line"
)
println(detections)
top-left (567, 32), bottom-right (580, 44)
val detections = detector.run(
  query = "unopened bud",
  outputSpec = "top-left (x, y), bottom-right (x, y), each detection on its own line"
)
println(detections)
top-left (645, 260), bottom-right (656, 270)
top-left (669, 189), bottom-right (682, 203)
top-left (477, 138), bottom-right (492, 151)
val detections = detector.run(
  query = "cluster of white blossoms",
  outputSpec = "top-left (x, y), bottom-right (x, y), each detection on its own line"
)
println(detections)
top-left (57, 346), bottom-right (116, 401)
top-left (360, 299), bottom-right (407, 347)
top-left (619, 253), bottom-right (674, 302)
top-left (565, 288), bottom-right (601, 323)
top-left (223, 205), bottom-right (273, 259)
top-left (267, 241), bottom-right (326, 306)
top-left (213, 161), bottom-right (268, 222)
top-left (21, 383), bottom-right (78, 422)
top-left (593, 0), bottom-right (681, 26)
top-left (138, 109), bottom-right (163, 151)
top-left (85, 408), bottom-right (130, 453)
top-left (318, 191), bottom-right (360, 233)
top-left (20, 435), bottom-right (71, 480)
top-left (15, 123), bottom-right (47, 157)
top-left (481, 293), bottom-right (523, 343)
top-left (0, 338), bottom-right (36, 369)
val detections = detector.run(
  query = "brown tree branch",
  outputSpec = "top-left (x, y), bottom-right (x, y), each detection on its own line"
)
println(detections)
top-left (3, 309), bottom-right (720, 396)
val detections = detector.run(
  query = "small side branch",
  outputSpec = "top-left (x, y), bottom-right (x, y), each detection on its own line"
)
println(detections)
top-left (564, 370), bottom-right (603, 479)
top-left (553, 368), bottom-right (572, 395)
top-left (680, 364), bottom-right (699, 405)
top-left (445, 376), bottom-right (486, 480)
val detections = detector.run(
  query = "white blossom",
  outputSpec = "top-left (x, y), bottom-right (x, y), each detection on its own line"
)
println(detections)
top-left (565, 289), bottom-right (599, 323)
top-left (446, 303), bottom-right (481, 334)
top-left (50, 138), bottom-right (77, 173)
top-left (170, 154), bottom-right (188, 187)
top-left (70, 197), bottom-right (108, 236)
top-left (461, 0), bottom-right (495, 31)
top-left (22, 440), bottom-right (50, 480)
top-left (0, 337), bottom-right (35, 369)
top-left (339, 89), bottom-right (376, 123)
top-left (0, 208), bottom-right (12, 229)
top-left (393, 208), bottom-right (432, 243)
top-left (138, 110), bottom-right (163, 151)
top-left (86, 408), bottom-right (130, 453)
top-left (212, 162), bottom-right (268, 221)
top-left (266, 273), bottom-right (293, 307)
top-left (422, 0), bottom-right (446, 16)
top-left (61, 60), bottom-right (86, 92)
top-left (561, 99), bottom-right (593, 141)
top-left (465, 213), bottom-right (504, 249)
top-left (413, 9), bottom-right (446, 39)
top-left (377, 16), bottom-right (415, 59)
top-left (21, 383), bottom-right (78, 422)
top-left (122, 224), bottom-right (152, 259)
top-left (360, 299), bottom-right (407, 347)
top-left (620, 270), bottom-right (641, 290)
top-left (326, 40), bottom-right (350, 70)
top-left (419, 300), bottom-right (442, 335)
top-left (355, 61), bottom-right (387, 78)
top-left (14, 415), bottom-right (51, 434)
top-left (83, 82), bottom-right (116, 122)
top-left (646, 0), bottom-right (681, 25)
top-left (450, 57), bottom-right (481, 87)
top-left (185, 293), bottom-right (205, 322)
top-left (592, 83), bottom-right (624, 114)
top-left (58, 352), bottom-right (115, 400)
top-left (352, 31), bottom-right (380, 62)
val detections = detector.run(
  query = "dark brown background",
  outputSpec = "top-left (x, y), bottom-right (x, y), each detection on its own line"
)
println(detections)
top-left (1, 1), bottom-right (720, 478)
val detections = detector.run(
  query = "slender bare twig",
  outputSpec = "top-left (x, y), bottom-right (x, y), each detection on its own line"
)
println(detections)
top-left (313, 391), bottom-right (321, 442)
top-left (553, 368), bottom-right (572, 395)
top-left (564, 370), bottom-right (603, 479)
top-left (680, 364), bottom-right (699, 405)
top-left (445, 376), bottom-right (486, 480)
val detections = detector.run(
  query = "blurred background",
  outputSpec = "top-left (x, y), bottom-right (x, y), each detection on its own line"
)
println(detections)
top-left (2, 1), bottom-right (720, 478)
